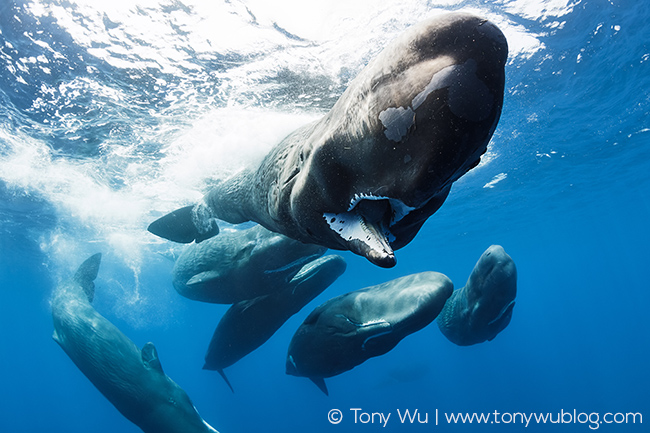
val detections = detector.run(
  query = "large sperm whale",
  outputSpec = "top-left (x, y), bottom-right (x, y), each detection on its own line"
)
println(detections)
top-left (51, 254), bottom-right (219, 433)
top-left (148, 12), bottom-right (508, 268)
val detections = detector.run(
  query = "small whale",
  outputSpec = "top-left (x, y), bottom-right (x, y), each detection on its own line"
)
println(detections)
top-left (171, 224), bottom-right (327, 303)
top-left (203, 254), bottom-right (346, 392)
top-left (286, 271), bottom-right (453, 395)
top-left (51, 254), bottom-right (218, 433)
top-left (148, 12), bottom-right (508, 268)
top-left (437, 245), bottom-right (517, 345)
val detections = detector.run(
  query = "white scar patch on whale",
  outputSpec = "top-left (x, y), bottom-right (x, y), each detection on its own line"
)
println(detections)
top-left (378, 61), bottom-right (470, 142)
top-left (378, 62), bottom-right (461, 142)
top-left (411, 63), bottom-right (461, 110)
top-left (378, 107), bottom-right (415, 142)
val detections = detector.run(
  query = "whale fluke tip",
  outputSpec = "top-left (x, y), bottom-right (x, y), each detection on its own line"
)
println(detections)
top-left (73, 253), bottom-right (102, 302)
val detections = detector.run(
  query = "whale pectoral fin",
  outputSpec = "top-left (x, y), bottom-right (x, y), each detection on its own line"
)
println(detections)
top-left (148, 205), bottom-right (219, 243)
top-left (186, 271), bottom-right (222, 287)
top-left (73, 253), bottom-right (101, 303)
top-left (141, 342), bottom-right (164, 374)
top-left (310, 377), bottom-right (329, 396)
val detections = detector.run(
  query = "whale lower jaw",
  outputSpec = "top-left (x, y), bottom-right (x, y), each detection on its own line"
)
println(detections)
top-left (323, 210), bottom-right (396, 268)
top-left (323, 195), bottom-right (417, 267)
top-left (487, 299), bottom-right (516, 326)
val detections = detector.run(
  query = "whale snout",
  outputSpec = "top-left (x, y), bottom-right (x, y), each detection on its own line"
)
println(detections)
top-left (364, 245), bottom-right (396, 268)
top-left (476, 18), bottom-right (509, 63)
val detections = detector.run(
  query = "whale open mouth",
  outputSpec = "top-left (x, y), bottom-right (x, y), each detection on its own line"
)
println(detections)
top-left (323, 194), bottom-right (415, 268)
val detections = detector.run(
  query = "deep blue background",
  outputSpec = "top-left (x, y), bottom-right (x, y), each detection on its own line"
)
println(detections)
top-left (1, 0), bottom-right (649, 432)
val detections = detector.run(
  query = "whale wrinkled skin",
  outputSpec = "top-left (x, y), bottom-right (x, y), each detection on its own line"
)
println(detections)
top-left (148, 12), bottom-right (508, 268)
top-left (172, 224), bottom-right (327, 304)
top-left (437, 245), bottom-right (517, 345)
top-left (51, 254), bottom-right (218, 433)
top-left (286, 271), bottom-right (453, 395)
top-left (203, 254), bottom-right (346, 392)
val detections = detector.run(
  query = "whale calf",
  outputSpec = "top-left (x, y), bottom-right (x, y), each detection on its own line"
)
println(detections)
top-left (286, 271), bottom-right (453, 395)
top-left (203, 254), bottom-right (346, 392)
top-left (148, 12), bottom-right (508, 268)
top-left (437, 245), bottom-right (517, 345)
top-left (51, 254), bottom-right (218, 433)
top-left (172, 224), bottom-right (326, 303)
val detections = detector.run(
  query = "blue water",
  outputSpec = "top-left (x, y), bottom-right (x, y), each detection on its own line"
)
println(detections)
top-left (1, 0), bottom-right (649, 432)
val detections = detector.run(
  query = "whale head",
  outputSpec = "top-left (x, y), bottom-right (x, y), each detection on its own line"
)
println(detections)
top-left (288, 13), bottom-right (508, 267)
top-left (286, 271), bottom-right (452, 394)
top-left (173, 224), bottom-right (328, 303)
top-left (465, 245), bottom-right (517, 339)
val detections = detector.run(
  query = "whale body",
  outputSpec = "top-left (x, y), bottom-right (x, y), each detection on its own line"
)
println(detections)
top-left (203, 254), bottom-right (346, 392)
top-left (437, 245), bottom-right (517, 345)
top-left (51, 254), bottom-right (218, 433)
top-left (286, 271), bottom-right (453, 395)
top-left (149, 12), bottom-right (508, 268)
top-left (172, 224), bottom-right (326, 303)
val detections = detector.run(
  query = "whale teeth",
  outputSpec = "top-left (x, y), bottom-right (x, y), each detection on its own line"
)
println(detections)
top-left (348, 192), bottom-right (388, 211)
top-left (347, 193), bottom-right (416, 225)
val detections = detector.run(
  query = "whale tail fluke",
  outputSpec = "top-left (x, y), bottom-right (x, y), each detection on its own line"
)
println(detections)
top-left (73, 253), bottom-right (102, 303)
top-left (148, 205), bottom-right (219, 244)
